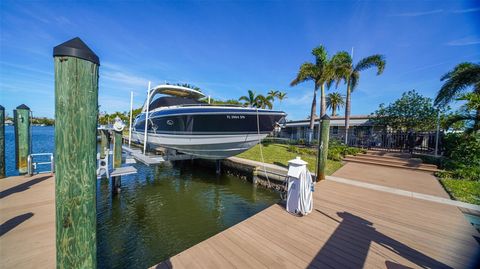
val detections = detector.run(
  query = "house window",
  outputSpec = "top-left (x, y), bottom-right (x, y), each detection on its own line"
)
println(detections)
top-left (332, 126), bottom-right (338, 135)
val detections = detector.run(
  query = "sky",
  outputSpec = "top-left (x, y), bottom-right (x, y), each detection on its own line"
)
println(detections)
top-left (1, 0), bottom-right (479, 120)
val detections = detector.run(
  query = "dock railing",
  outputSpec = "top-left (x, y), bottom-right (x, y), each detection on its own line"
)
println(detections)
top-left (27, 153), bottom-right (54, 176)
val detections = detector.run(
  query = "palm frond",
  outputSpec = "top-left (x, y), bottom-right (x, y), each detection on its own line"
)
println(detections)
top-left (350, 72), bottom-right (360, 92)
top-left (435, 63), bottom-right (480, 106)
top-left (312, 45), bottom-right (328, 68)
top-left (354, 54), bottom-right (386, 75)
top-left (440, 62), bottom-right (475, 81)
top-left (290, 62), bottom-right (318, 86)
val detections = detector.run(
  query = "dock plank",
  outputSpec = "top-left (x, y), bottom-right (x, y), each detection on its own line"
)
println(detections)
top-left (153, 165), bottom-right (480, 269)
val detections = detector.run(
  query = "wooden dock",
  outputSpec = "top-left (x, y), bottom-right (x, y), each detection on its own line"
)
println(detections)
top-left (154, 162), bottom-right (480, 269)
top-left (1, 162), bottom-right (479, 268)
top-left (0, 174), bottom-right (55, 268)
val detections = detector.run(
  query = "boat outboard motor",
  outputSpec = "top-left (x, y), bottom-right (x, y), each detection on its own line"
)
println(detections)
top-left (286, 157), bottom-right (313, 216)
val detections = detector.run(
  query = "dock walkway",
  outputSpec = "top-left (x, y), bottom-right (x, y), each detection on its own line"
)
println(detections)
top-left (0, 174), bottom-right (55, 268)
top-left (154, 162), bottom-right (480, 268)
top-left (1, 161), bottom-right (479, 268)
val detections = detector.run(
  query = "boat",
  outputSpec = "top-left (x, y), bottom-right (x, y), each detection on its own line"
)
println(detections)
top-left (132, 84), bottom-right (286, 159)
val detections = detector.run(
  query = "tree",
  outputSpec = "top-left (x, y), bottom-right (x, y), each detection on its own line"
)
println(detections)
top-left (326, 92), bottom-right (345, 116)
top-left (443, 92), bottom-right (480, 133)
top-left (277, 92), bottom-right (287, 103)
top-left (370, 90), bottom-right (437, 131)
top-left (239, 90), bottom-right (257, 107)
top-left (333, 51), bottom-right (386, 143)
top-left (268, 90), bottom-right (280, 99)
top-left (167, 82), bottom-right (202, 92)
top-left (290, 45), bottom-right (340, 143)
top-left (435, 62), bottom-right (480, 131)
top-left (211, 98), bottom-right (242, 105)
top-left (254, 94), bottom-right (273, 109)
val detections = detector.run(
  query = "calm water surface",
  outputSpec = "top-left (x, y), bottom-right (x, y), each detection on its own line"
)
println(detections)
top-left (4, 126), bottom-right (279, 268)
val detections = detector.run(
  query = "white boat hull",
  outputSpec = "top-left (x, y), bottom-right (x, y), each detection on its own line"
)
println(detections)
top-left (132, 131), bottom-right (267, 159)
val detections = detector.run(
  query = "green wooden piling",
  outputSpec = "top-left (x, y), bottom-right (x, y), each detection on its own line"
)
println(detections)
top-left (14, 104), bottom-right (30, 174)
top-left (316, 115), bottom-right (330, 181)
top-left (100, 129), bottom-right (108, 159)
top-left (0, 105), bottom-right (5, 178)
top-left (113, 130), bottom-right (122, 168)
top-left (54, 37), bottom-right (99, 269)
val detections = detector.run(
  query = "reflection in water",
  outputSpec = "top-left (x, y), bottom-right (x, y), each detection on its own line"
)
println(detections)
top-left (97, 161), bottom-right (279, 269)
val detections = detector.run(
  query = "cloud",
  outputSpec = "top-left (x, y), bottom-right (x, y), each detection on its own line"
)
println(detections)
top-left (390, 9), bottom-right (443, 17)
top-left (101, 62), bottom-right (150, 89)
top-left (446, 36), bottom-right (480, 46)
top-left (451, 8), bottom-right (480, 14)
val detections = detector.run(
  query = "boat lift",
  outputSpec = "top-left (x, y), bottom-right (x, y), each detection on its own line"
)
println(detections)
top-left (123, 85), bottom-right (198, 166)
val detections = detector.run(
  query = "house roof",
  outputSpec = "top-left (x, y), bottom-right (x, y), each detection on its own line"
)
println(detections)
top-left (285, 115), bottom-right (375, 127)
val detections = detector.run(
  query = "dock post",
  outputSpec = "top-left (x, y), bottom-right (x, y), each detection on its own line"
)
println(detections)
top-left (54, 37), bottom-right (99, 268)
top-left (112, 117), bottom-right (125, 194)
top-left (0, 105), bottom-right (4, 178)
top-left (14, 104), bottom-right (31, 174)
top-left (99, 129), bottom-right (109, 159)
top-left (113, 117), bottom-right (124, 169)
top-left (316, 115), bottom-right (330, 181)
top-left (252, 167), bottom-right (258, 185)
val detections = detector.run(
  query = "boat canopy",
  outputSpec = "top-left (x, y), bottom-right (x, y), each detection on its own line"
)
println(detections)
top-left (142, 84), bottom-right (206, 112)
top-left (150, 85), bottom-right (206, 99)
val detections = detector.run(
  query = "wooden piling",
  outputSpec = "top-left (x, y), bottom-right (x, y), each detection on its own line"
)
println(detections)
top-left (316, 114), bottom-right (330, 181)
top-left (14, 104), bottom-right (30, 174)
top-left (112, 117), bottom-right (124, 194)
top-left (113, 130), bottom-right (122, 169)
top-left (0, 105), bottom-right (5, 178)
top-left (54, 37), bottom-right (99, 269)
top-left (99, 129), bottom-right (108, 159)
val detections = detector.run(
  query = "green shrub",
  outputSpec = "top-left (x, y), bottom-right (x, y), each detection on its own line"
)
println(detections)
top-left (441, 133), bottom-right (480, 181)
top-left (327, 140), bottom-right (365, 161)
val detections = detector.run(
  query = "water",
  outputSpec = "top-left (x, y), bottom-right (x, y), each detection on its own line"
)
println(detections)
top-left (5, 126), bottom-right (55, 176)
top-left (4, 126), bottom-right (279, 268)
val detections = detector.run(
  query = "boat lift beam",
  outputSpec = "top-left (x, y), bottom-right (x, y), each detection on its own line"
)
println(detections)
top-left (122, 145), bottom-right (195, 165)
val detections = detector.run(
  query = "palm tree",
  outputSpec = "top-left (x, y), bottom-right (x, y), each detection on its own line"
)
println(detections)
top-left (290, 45), bottom-right (334, 143)
top-left (277, 92), bottom-right (287, 103)
top-left (254, 94), bottom-right (274, 109)
top-left (268, 90), bottom-right (280, 99)
top-left (435, 62), bottom-right (480, 131)
top-left (326, 92), bottom-right (345, 116)
top-left (239, 90), bottom-right (257, 107)
top-left (333, 52), bottom-right (386, 143)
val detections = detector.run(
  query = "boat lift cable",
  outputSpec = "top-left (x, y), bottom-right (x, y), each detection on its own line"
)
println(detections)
top-left (256, 108), bottom-right (272, 189)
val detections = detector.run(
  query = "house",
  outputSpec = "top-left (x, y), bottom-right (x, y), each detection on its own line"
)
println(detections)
top-left (278, 115), bottom-right (383, 142)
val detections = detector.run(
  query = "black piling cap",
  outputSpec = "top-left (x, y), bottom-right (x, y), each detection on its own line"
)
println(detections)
top-left (16, 104), bottom-right (30, 110)
top-left (321, 114), bottom-right (331, 120)
top-left (0, 105), bottom-right (4, 110)
top-left (53, 37), bottom-right (100, 65)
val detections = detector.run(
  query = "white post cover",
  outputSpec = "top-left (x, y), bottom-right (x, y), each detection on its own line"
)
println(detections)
top-left (286, 157), bottom-right (313, 216)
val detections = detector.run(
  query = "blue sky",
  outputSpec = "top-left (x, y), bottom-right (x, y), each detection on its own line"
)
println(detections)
top-left (1, 0), bottom-right (479, 120)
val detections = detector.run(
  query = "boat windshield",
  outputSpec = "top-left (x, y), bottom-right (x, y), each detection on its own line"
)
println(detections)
top-left (148, 96), bottom-right (204, 110)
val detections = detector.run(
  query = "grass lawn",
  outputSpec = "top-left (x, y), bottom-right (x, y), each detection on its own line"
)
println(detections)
top-left (439, 179), bottom-right (480, 205)
top-left (237, 143), bottom-right (343, 176)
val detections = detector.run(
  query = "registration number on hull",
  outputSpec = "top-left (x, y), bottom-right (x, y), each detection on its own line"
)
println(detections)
top-left (226, 115), bottom-right (245, 119)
